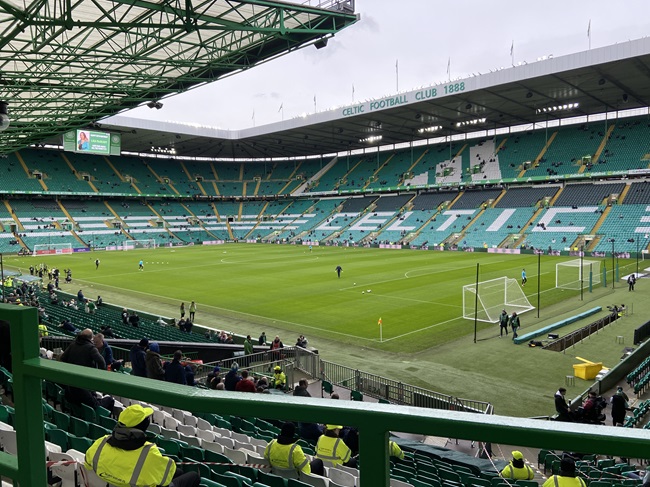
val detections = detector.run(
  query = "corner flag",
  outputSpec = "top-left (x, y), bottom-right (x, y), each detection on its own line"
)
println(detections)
top-left (378, 317), bottom-right (382, 326)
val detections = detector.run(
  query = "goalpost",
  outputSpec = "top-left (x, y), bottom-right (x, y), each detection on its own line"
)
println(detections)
top-left (462, 276), bottom-right (534, 323)
top-left (122, 239), bottom-right (157, 250)
top-left (32, 243), bottom-right (73, 256)
top-left (556, 259), bottom-right (601, 290)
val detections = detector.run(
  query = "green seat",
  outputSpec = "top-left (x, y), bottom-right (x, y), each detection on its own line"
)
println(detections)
top-left (224, 471), bottom-right (254, 486)
top-left (70, 416), bottom-right (90, 437)
top-left (200, 479), bottom-right (226, 487)
top-left (52, 409), bottom-right (71, 431)
top-left (257, 471), bottom-right (288, 487)
top-left (321, 381), bottom-right (333, 397)
top-left (205, 450), bottom-right (232, 465)
top-left (350, 390), bottom-right (363, 401)
top-left (468, 477), bottom-right (491, 487)
top-left (515, 481), bottom-right (539, 487)
top-left (99, 415), bottom-right (117, 430)
top-left (68, 434), bottom-right (93, 452)
top-left (80, 403), bottom-right (97, 423)
top-left (537, 449), bottom-right (554, 469)
top-left (88, 423), bottom-right (111, 440)
top-left (157, 437), bottom-right (183, 456)
top-left (46, 428), bottom-right (70, 451)
top-left (183, 459), bottom-right (212, 479)
top-left (181, 445), bottom-right (205, 462)
top-left (287, 480), bottom-right (310, 487)
top-left (96, 406), bottom-right (112, 418)
top-left (212, 473), bottom-right (245, 487)
top-left (42, 401), bottom-right (55, 420)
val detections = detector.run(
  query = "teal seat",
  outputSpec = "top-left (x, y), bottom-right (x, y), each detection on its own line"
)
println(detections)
top-left (321, 381), bottom-right (333, 397)
top-left (70, 416), bottom-right (90, 437)
top-left (46, 428), bottom-right (70, 451)
top-left (52, 409), bottom-right (71, 431)
top-left (350, 390), bottom-right (363, 401)
top-left (257, 471), bottom-right (287, 487)
top-left (80, 403), bottom-right (97, 423)
top-left (68, 434), bottom-right (93, 452)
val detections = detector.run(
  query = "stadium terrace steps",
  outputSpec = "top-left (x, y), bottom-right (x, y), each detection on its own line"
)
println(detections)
top-left (582, 124), bottom-right (616, 174)
top-left (519, 131), bottom-right (558, 178)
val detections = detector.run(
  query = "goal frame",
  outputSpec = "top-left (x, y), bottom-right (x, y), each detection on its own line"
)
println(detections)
top-left (462, 276), bottom-right (534, 323)
top-left (556, 259), bottom-right (601, 290)
top-left (123, 238), bottom-right (157, 251)
top-left (32, 243), bottom-right (73, 256)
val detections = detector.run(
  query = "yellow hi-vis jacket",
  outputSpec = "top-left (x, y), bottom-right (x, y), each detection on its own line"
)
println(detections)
top-left (273, 371), bottom-right (286, 388)
top-left (501, 463), bottom-right (535, 480)
top-left (542, 476), bottom-right (587, 487)
top-left (315, 435), bottom-right (352, 466)
top-left (84, 435), bottom-right (176, 487)
top-left (389, 440), bottom-right (404, 460)
top-left (264, 439), bottom-right (311, 477)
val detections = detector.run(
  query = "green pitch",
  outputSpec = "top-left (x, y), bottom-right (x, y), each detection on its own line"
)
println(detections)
top-left (6, 245), bottom-right (609, 353)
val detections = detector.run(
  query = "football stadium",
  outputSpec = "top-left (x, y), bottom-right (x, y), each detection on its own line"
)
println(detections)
top-left (1, 1), bottom-right (649, 486)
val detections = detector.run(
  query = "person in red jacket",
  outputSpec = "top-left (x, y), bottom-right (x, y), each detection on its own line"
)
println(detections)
top-left (235, 370), bottom-right (256, 393)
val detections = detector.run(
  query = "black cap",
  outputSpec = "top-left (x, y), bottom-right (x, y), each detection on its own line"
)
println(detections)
top-left (139, 338), bottom-right (149, 347)
top-left (280, 422), bottom-right (296, 439)
top-left (560, 457), bottom-right (576, 474)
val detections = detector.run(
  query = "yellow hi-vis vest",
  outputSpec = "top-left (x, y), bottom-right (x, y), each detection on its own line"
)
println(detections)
top-left (264, 439), bottom-right (310, 478)
top-left (389, 440), bottom-right (404, 460)
top-left (501, 463), bottom-right (535, 480)
top-left (84, 435), bottom-right (176, 487)
top-left (315, 435), bottom-right (352, 466)
top-left (542, 475), bottom-right (587, 487)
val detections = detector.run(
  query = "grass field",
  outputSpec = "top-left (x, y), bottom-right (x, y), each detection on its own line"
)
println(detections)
top-left (7, 245), bottom-right (602, 351)
top-left (4, 244), bottom-right (644, 416)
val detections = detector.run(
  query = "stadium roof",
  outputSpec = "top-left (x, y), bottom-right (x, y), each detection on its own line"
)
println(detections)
top-left (0, 0), bottom-right (358, 154)
top-left (95, 37), bottom-right (650, 159)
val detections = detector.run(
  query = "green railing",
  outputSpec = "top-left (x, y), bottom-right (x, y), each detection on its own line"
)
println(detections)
top-left (1, 303), bottom-right (649, 486)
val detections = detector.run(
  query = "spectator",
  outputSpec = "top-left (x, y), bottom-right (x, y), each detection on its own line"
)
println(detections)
top-left (224, 363), bottom-right (241, 391)
top-left (164, 350), bottom-right (187, 385)
top-left (185, 363), bottom-right (197, 387)
top-left (270, 335), bottom-right (284, 362)
top-left (264, 422), bottom-right (311, 478)
top-left (128, 312), bottom-right (140, 328)
top-left (542, 457), bottom-right (586, 487)
top-left (610, 387), bottom-right (629, 426)
top-left (145, 342), bottom-right (164, 380)
top-left (272, 366), bottom-right (287, 390)
top-left (389, 440), bottom-right (404, 461)
top-left (84, 404), bottom-right (200, 487)
top-left (554, 387), bottom-right (572, 422)
top-left (293, 378), bottom-right (310, 397)
top-left (312, 424), bottom-right (357, 475)
top-left (129, 339), bottom-right (148, 378)
top-left (60, 329), bottom-right (114, 411)
top-left (235, 370), bottom-right (256, 393)
top-left (59, 318), bottom-right (79, 335)
top-left (93, 333), bottom-right (118, 371)
top-left (259, 331), bottom-right (267, 346)
top-left (500, 451), bottom-right (535, 480)
top-left (244, 335), bottom-right (254, 356)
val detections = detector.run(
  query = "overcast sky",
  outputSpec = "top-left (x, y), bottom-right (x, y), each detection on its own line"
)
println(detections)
top-left (111, 0), bottom-right (650, 130)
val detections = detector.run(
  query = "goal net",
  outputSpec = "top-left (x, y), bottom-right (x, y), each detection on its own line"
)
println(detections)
top-left (33, 243), bottom-right (73, 256)
top-left (556, 259), bottom-right (602, 290)
top-left (463, 276), bottom-right (534, 323)
top-left (123, 239), bottom-right (157, 250)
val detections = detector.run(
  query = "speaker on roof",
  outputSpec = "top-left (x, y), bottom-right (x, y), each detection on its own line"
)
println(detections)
top-left (314, 38), bottom-right (328, 50)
